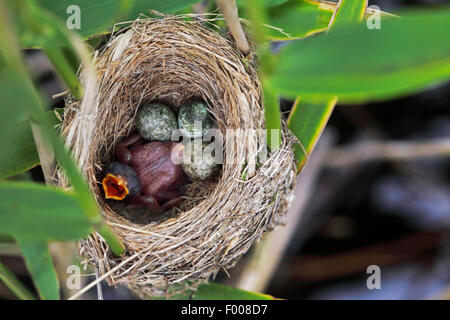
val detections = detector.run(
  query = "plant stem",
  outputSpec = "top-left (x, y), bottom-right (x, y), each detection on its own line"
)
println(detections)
top-left (216, 0), bottom-right (250, 55)
top-left (98, 224), bottom-right (126, 256)
top-left (0, 261), bottom-right (36, 300)
top-left (262, 80), bottom-right (281, 152)
top-left (324, 137), bottom-right (450, 168)
top-left (29, 123), bottom-right (58, 185)
top-left (288, 97), bottom-right (337, 171)
top-left (245, 0), bottom-right (281, 151)
top-left (45, 47), bottom-right (84, 100)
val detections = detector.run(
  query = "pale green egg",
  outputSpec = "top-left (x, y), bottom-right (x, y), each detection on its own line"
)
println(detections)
top-left (136, 102), bottom-right (177, 141)
top-left (181, 140), bottom-right (221, 180)
top-left (178, 100), bottom-right (215, 138)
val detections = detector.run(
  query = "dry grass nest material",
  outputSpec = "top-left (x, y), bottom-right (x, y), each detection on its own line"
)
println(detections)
top-left (58, 15), bottom-right (297, 298)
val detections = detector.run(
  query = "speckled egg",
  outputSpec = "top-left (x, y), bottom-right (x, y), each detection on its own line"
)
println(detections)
top-left (136, 102), bottom-right (177, 141)
top-left (181, 140), bottom-right (221, 180)
top-left (178, 100), bottom-right (215, 138)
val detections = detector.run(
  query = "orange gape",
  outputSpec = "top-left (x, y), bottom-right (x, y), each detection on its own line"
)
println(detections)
top-left (102, 174), bottom-right (129, 200)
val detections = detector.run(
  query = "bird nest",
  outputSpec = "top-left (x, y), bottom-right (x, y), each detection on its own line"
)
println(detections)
top-left (58, 15), bottom-right (297, 298)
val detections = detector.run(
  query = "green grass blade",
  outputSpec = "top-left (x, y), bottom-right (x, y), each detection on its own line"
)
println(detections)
top-left (328, 0), bottom-right (367, 28)
top-left (271, 9), bottom-right (450, 103)
top-left (192, 282), bottom-right (275, 300)
top-left (246, 0), bottom-right (281, 151)
top-left (287, 97), bottom-right (337, 169)
top-left (12, 0), bottom-right (85, 100)
top-left (0, 182), bottom-right (93, 241)
top-left (97, 224), bottom-right (126, 258)
top-left (237, 0), bottom-right (289, 7)
top-left (263, 81), bottom-right (281, 152)
top-left (0, 111), bottom-right (39, 181)
top-left (0, 70), bottom-right (100, 224)
top-left (0, 235), bottom-right (15, 243)
top-left (0, 110), bottom-right (61, 180)
top-left (265, 0), bottom-right (333, 40)
top-left (0, 2), bottom-right (96, 218)
top-left (45, 47), bottom-right (84, 100)
top-left (243, 0), bottom-right (392, 41)
top-left (0, 261), bottom-right (37, 300)
top-left (287, 0), bottom-right (364, 168)
top-left (0, 1), bottom-right (125, 255)
top-left (244, 0), bottom-right (393, 40)
top-left (154, 282), bottom-right (276, 300)
top-left (16, 239), bottom-right (60, 300)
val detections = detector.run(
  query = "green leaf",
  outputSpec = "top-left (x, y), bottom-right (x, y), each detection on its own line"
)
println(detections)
top-left (271, 9), bottom-right (450, 103)
top-left (0, 71), bottom-right (34, 179)
top-left (238, 0), bottom-right (289, 8)
top-left (45, 47), bottom-right (84, 99)
top-left (0, 112), bottom-right (38, 180)
top-left (244, 0), bottom-right (281, 151)
top-left (156, 282), bottom-right (276, 300)
top-left (287, 97), bottom-right (337, 169)
top-left (0, 234), bottom-right (15, 243)
top-left (262, 0), bottom-right (392, 40)
top-left (1, 0), bottom-right (125, 256)
top-left (0, 107), bottom-right (61, 180)
top-left (0, 5), bottom-right (99, 222)
top-left (265, 0), bottom-right (333, 40)
top-left (37, 0), bottom-right (200, 41)
top-left (0, 182), bottom-right (93, 241)
top-left (263, 81), bottom-right (281, 152)
top-left (328, 0), bottom-right (367, 28)
top-left (149, 279), bottom-right (279, 300)
top-left (0, 261), bottom-right (36, 300)
top-left (192, 283), bottom-right (275, 300)
top-left (16, 239), bottom-right (60, 300)
top-left (287, 0), bottom-right (365, 168)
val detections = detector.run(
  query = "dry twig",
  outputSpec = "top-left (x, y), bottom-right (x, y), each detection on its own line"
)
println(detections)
top-left (324, 137), bottom-right (450, 168)
top-left (216, 0), bottom-right (250, 55)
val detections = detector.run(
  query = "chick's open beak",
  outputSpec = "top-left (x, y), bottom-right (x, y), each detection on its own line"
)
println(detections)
top-left (102, 173), bottom-right (129, 200)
